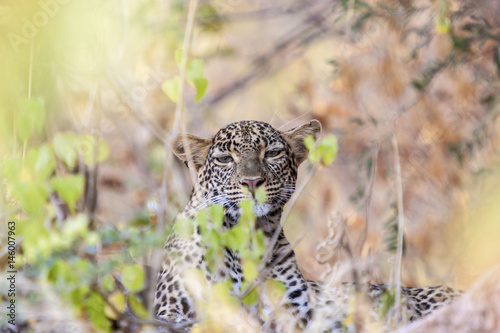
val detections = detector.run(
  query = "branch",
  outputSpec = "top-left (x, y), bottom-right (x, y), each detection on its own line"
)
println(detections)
top-left (200, 2), bottom-right (338, 109)
top-left (392, 132), bottom-right (405, 324)
top-left (261, 164), bottom-right (316, 277)
top-left (154, 0), bottom-right (199, 319)
top-left (90, 285), bottom-right (188, 333)
top-left (356, 142), bottom-right (379, 255)
top-left (157, 0), bottom-right (199, 233)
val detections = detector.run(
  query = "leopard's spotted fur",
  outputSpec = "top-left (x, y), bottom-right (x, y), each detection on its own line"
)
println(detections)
top-left (154, 120), bottom-right (461, 331)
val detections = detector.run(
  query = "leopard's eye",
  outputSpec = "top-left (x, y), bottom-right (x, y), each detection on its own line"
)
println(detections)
top-left (265, 150), bottom-right (283, 158)
top-left (215, 155), bottom-right (233, 164)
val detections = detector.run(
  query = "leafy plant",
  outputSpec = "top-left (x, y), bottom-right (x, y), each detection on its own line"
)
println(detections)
top-left (2, 102), bottom-right (166, 332)
top-left (162, 49), bottom-right (208, 103)
top-left (305, 134), bottom-right (338, 167)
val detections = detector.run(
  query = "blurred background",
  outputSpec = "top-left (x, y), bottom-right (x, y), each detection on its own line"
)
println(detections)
top-left (1, 0), bottom-right (500, 331)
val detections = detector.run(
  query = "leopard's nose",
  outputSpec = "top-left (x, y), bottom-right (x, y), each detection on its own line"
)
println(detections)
top-left (240, 177), bottom-right (265, 192)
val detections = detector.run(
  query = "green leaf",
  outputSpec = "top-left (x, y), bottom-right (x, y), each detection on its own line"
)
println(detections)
top-left (213, 281), bottom-right (239, 308)
top-left (53, 132), bottom-right (80, 169)
top-left (254, 187), bottom-right (267, 205)
top-left (186, 59), bottom-right (208, 102)
top-left (84, 292), bottom-right (111, 333)
top-left (305, 136), bottom-right (319, 164)
top-left (265, 279), bottom-right (286, 305)
top-left (167, 56), bottom-right (208, 102)
top-left (205, 246), bottom-right (224, 274)
top-left (173, 218), bottom-right (194, 238)
top-left (48, 259), bottom-right (73, 283)
top-left (319, 135), bottom-right (338, 166)
top-left (129, 294), bottom-right (149, 319)
top-left (434, 0), bottom-right (450, 34)
top-left (240, 199), bottom-right (255, 228)
top-left (210, 204), bottom-right (224, 229)
top-left (380, 289), bottom-right (396, 317)
top-left (121, 264), bottom-right (144, 292)
top-left (17, 112), bottom-right (32, 142)
top-left (196, 209), bottom-right (208, 231)
top-left (175, 48), bottom-right (183, 66)
top-left (17, 98), bottom-right (45, 142)
top-left (223, 227), bottom-right (242, 251)
top-left (61, 214), bottom-right (89, 242)
top-left (243, 259), bottom-right (259, 282)
top-left (51, 175), bottom-right (84, 212)
top-left (102, 274), bottom-right (115, 292)
top-left (10, 182), bottom-right (48, 216)
top-left (162, 77), bottom-right (180, 102)
top-left (192, 77), bottom-right (208, 102)
top-left (223, 224), bottom-right (249, 252)
top-left (34, 144), bottom-right (56, 180)
top-left (2, 156), bottom-right (20, 181)
top-left (85, 231), bottom-right (100, 246)
top-left (186, 59), bottom-right (205, 82)
top-left (254, 229), bottom-right (266, 258)
top-left (79, 135), bottom-right (110, 166)
top-left (241, 282), bottom-right (258, 307)
top-left (107, 292), bottom-right (126, 315)
top-left (203, 228), bottom-right (221, 247)
top-left (71, 285), bottom-right (90, 312)
top-left (21, 219), bottom-right (51, 261)
top-left (304, 135), bottom-right (315, 151)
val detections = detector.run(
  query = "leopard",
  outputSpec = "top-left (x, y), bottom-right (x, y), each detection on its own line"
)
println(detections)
top-left (154, 120), bottom-right (461, 332)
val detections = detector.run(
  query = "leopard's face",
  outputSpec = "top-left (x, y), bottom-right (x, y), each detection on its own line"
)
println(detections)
top-left (201, 121), bottom-right (302, 216)
top-left (173, 120), bottom-right (321, 217)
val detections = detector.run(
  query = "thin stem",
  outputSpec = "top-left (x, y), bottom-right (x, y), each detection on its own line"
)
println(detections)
top-left (154, 0), bottom-right (199, 315)
top-left (392, 132), bottom-right (405, 323)
top-left (158, 0), bottom-right (199, 234)
top-left (28, 39), bottom-right (34, 99)
top-left (243, 164), bottom-right (316, 299)
top-left (177, 0), bottom-right (199, 188)
top-left (91, 285), bottom-right (188, 332)
top-left (262, 165), bottom-right (315, 269)
top-left (356, 142), bottom-right (379, 255)
top-left (239, 231), bottom-right (306, 299)
top-left (21, 40), bottom-right (35, 163)
top-left (342, 0), bottom-right (356, 55)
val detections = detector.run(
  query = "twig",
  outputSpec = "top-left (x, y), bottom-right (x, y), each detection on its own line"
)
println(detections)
top-left (157, 0), bottom-right (199, 234)
top-left (153, 0), bottom-right (199, 319)
top-left (28, 39), bottom-right (34, 99)
top-left (103, 69), bottom-right (167, 143)
top-left (90, 285), bottom-right (188, 333)
top-left (21, 39), bottom-right (35, 161)
top-left (392, 132), bottom-right (405, 323)
top-left (280, 165), bottom-right (316, 231)
top-left (238, 231), bottom-right (307, 299)
top-left (261, 165), bottom-right (316, 275)
top-left (175, 0), bottom-right (199, 188)
top-left (343, 0), bottom-right (357, 55)
top-left (204, 2), bottom-right (306, 23)
top-left (85, 83), bottom-right (100, 227)
top-left (356, 142), bottom-right (379, 255)
top-left (240, 161), bottom-right (317, 298)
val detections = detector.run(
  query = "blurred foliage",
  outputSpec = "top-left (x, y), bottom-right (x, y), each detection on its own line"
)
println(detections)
top-left (162, 49), bottom-right (208, 103)
top-left (1, 111), bottom-right (164, 331)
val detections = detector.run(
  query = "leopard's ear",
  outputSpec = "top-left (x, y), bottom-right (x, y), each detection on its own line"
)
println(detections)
top-left (282, 120), bottom-right (321, 165)
top-left (172, 134), bottom-right (211, 171)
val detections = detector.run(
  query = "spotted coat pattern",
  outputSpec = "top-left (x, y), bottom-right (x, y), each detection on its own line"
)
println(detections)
top-left (154, 120), bottom-right (461, 331)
